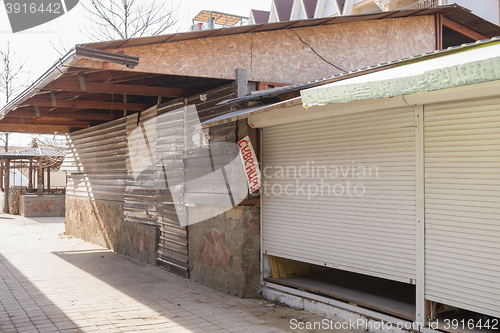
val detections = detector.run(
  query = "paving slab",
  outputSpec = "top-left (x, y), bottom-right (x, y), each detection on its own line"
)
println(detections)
top-left (0, 214), bottom-right (363, 333)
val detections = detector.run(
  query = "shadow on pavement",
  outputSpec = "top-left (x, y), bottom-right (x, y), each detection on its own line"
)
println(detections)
top-left (0, 253), bottom-right (79, 333)
top-left (52, 249), bottom-right (250, 332)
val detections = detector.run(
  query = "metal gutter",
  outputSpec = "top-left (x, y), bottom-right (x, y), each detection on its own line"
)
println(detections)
top-left (0, 48), bottom-right (79, 120)
top-left (0, 46), bottom-right (139, 121)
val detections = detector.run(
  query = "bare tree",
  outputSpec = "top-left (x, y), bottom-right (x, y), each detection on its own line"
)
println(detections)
top-left (82, 0), bottom-right (179, 41)
top-left (50, 36), bottom-right (73, 58)
top-left (0, 42), bottom-right (29, 153)
top-left (0, 42), bottom-right (27, 107)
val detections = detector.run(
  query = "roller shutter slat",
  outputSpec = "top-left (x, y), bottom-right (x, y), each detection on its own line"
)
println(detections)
top-left (424, 100), bottom-right (500, 318)
top-left (262, 107), bottom-right (416, 283)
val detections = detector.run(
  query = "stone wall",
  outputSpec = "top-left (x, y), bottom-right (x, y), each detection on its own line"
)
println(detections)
top-left (65, 196), bottom-right (158, 265)
top-left (20, 194), bottom-right (65, 217)
top-left (188, 205), bottom-right (261, 298)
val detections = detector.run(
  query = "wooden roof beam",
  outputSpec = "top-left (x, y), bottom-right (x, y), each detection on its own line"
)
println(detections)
top-left (21, 97), bottom-right (147, 111)
top-left (0, 118), bottom-right (92, 127)
top-left (0, 125), bottom-right (71, 134)
top-left (64, 70), bottom-right (154, 83)
top-left (5, 110), bottom-right (117, 121)
top-left (104, 74), bottom-right (167, 85)
top-left (43, 80), bottom-right (192, 98)
top-left (14, 106), bottom-right (82, 113)
top-left (441, 16), bottom-right (487, 41)
top-left (35, 90), bottom-right (95, 100)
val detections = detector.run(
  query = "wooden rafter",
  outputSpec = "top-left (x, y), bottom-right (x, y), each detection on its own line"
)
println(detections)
top-left (0, 118), bottom-right (91, 127)
top-left (441, 16), bottom-right (486, 41)
top-left (21, 97), bottom-right (147, 111)
top-left (65, 70), bottom-right (154, 82)
top-left (36, 90), bottom-right (95, 100)
top-left (0, 125), bottom-right (71, 133)
top-left (43, 80), bottom-right (192, 98)
top-left (68, 94), bottom-right (124, 102)
top-left (15, 106), bottom-right (82, 113)
top-left (5, 110), bottom-right (117, 121)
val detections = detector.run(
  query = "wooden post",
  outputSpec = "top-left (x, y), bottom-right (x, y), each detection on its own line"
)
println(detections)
top-left (236, 68), bottom-right (248, 97)
top-left (47, 167), bottom-right (51, 193)
top-left (0, 162), bottom-right (3, 191)
top-left (435, 14), bottom-right (443, 50)
top-left (37, 163), bottom-right (43, 196)
top-left (28, 159), bottom-right (33, 193)
top-left (3, 160), bottom-right (9, 213)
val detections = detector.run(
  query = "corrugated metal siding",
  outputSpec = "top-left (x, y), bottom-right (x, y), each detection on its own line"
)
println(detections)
top-left (424, 98), bottom-right (500, 318)
top-left (62, 83), bottom-right (239, 278)
top-left (262, 107), bottom-right (417, 283)
top-left (154, 83), bottom-right (238, 277)
top-left (124, 106), bottom-right (158, 226)
top-left (62, 115), bottom-right (137, 202)
top-left (155, 100), bottom-right (189, 276)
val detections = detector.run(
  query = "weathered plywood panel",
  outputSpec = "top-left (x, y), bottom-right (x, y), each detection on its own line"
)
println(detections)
top-left (387, 16), bottom-right (435, 62)
top-left (75, 16), bottom-right (436, 84)
top-left (250, 21), bottom-right (388, 83)
top-left (120, 35), bottom-right (253, 81)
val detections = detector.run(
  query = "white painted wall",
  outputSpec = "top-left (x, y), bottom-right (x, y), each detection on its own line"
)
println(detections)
top-left (8, 169), bottom-right (29, 187)
top-left (19, 169), bottom-right (67, 188)
top-left (45, 171), bottom-right (67, 188)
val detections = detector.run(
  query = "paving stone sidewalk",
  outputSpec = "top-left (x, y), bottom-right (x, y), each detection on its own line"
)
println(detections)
top-left (0, 215), bottom-right (353, 333)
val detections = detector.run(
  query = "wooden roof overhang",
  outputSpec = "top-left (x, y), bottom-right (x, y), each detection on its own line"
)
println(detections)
top-left (0, 48), bottom-right (231, 134)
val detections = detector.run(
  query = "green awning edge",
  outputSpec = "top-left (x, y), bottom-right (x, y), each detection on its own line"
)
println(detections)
top-left (301, 41), bottom-right (500, 108)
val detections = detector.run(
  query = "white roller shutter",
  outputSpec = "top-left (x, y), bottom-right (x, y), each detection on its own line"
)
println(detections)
top-left (262, 107), bottom-right (416, 283)
top-left (424, 98), bottom-right (500, 318)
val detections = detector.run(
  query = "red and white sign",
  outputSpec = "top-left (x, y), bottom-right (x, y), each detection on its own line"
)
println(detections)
top-left (238, 136), bottom-right (260, 193)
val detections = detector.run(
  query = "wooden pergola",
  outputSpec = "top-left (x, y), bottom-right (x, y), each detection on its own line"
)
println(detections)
top-left (0, 148), bottom-right (65, 213)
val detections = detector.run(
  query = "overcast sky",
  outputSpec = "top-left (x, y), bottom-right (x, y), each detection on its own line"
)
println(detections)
top-left (0, 0), bottom-right (272, 145)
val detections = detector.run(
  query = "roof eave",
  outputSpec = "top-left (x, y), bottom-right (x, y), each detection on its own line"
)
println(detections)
top-left (0, 47), bottom-right (140, 121)
top-left (0, 48), bottom-right (80, 121)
